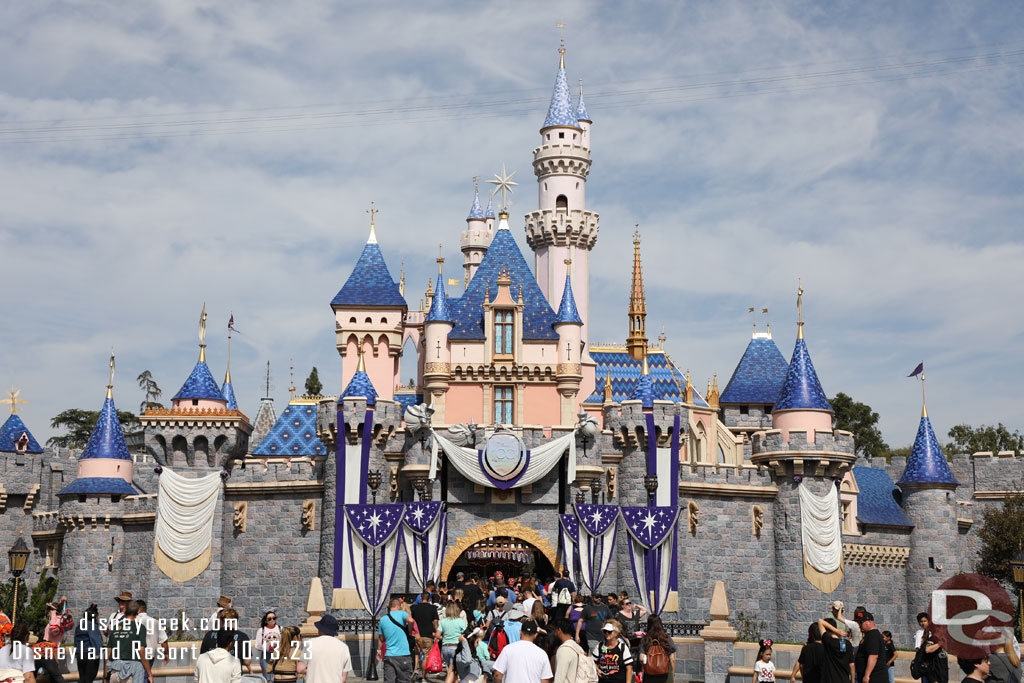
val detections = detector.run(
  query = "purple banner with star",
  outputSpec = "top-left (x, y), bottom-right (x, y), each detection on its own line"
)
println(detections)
top-left (344, 503), bottom-right (405, 617)
top-left (620, 505), bottom-right (680, 615)
top-left (559, 513), bottom-right (581, 591)
top-left (574, 503), bottom-right (619, 595)
top-left (401, 502), bottom-right (447, 592)
top-left (334, 408), bottom-right (374, 590)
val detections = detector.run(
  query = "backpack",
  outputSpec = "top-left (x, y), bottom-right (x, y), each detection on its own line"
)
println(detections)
top-left (487, 618), bottom-right (509, 659)
top-left (573, 644), bottom-right (600, 683)
top-left (556, 587), bottom-right (572, 606)
top-left (645, 642), bottom-right (671, 676)
top-left (910, 647), bottom-right (931, 680)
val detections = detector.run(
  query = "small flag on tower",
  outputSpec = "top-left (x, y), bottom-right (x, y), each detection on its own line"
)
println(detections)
top-left (228, 314), bottom-right (240, 334)
top-left (908, 362), bottom-right (924, 378)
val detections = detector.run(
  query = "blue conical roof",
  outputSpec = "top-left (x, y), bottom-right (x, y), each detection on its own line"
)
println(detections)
top-left (629, 358), bottom-right (657, 408)
top-left (426, 273), bottom-right (453, 323)
top-left (553, 273), bottom-right (583, 325)
top-left (543, 61), bottom-right (579, 130)
top-left (720, 335), bottom-right (789, 405)
top-left (484, 195), bottom-right (495, 219)
top-left (221, 379), bottom-right (239, 412)
top-left (576, 90), bottom-right (591, 123)
top-left (774, 336), bottom-right (831, 412)
top-left (467, 189), bottom-right (485, 220)
top-left (80, 396), bottom-right (132, 461)
top-left (330, 239), bottom-right (407, 308)
top-left (172, 360), bottom-right (226, 402)
top-left (898, 414), bottom-right (959, 487)
top-left (340, 369), bottom-right (378, 406)
top-left (0, 414), bottom-right (44, 453)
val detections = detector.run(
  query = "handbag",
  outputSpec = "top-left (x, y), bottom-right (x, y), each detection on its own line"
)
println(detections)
top-left (425, 641), bottom-right (444, 673)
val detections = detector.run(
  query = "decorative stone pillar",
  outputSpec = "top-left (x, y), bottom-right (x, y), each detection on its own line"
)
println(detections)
top-left (700, 580), bottom-right (738, 683)
top-left (300, 576), bottom-right (327, 638)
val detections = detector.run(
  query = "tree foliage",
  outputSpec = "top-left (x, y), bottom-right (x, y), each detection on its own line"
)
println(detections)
top-left (305, 367), bottom-right (323, 397)
top-left (830, 392), bottom-right (889, 459)
top-left (136, 369), bottom-right (164, 413)
top-left (47, 408), bottom-right (139, 449)
top-left (975, 493), bottom-right (1024, 585)
top-left (0, 569), bottom-right (57, 636)
top-left (947, 423), bottom-right (1023, 456)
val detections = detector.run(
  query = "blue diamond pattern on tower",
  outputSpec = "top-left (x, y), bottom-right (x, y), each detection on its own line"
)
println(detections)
top-left (79, 396), bottom-right (132, 461)
top-left (553, 274), bottom-right (583, 325)
top-left (630, 365), bottom-right (657, 408)
top-left (221, 380), bottom-right (239, 412)
top-left (251, 401), bottom-right (326, 457)
top-left (585, 348), bottom-right (709, 407)
top-left (57, 477), bottom-right (137, 496)
top-left (898, 414), bottom-right (959, 487)
top-left (852, 466), bottom-right (913, 527)
top-left (576, 90), bottom-right (591, 123)
top-left (543, 61), bottom-right (579, 129)
top-left (425, 273), bottom-right (453, 323)
top-left (467, 189), bottom-right (485, 220)
top-left (331, 240), bottom-right (407, 308)
top-left (774, 338), bottom-right (831, 411)
top-left (172, 361), bottom-right (226, 402)
top-left (0, 414), bottom-right (44, 453)
top-left (448, 226), bottom-right (559, 341)
top-left (484, 195), bottom-right (495, 219)
top-left (340, 369), bottom-right (378, 406)
top-left (720, 336), bottom-right (789, 405)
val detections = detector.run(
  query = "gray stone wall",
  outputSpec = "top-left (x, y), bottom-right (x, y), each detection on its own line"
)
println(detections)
top-left (902, 486), bottom-right (959, 630)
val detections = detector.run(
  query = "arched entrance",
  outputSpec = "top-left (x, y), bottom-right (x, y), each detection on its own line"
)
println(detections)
top-left (441, 521), bottom-right (559, 582)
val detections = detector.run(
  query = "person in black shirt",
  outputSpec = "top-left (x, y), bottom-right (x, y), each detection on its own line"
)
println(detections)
top-left (790, 623), bottom-right (825, 683)
top-left (855, 613), bottom-right (889, 683)
top-left (552, 570), bottom-right (576, 598)
top-left (198, 607), bottom-right (252, 675)
top-left (462, 574), bottom-right (484, 615)
top-left (882, 631), bottom-right (896, 683)
top-left (957, 656), bottom-right (990, 683)
top-left (818, 617), bottom-right (855, 683)
top-left (410, 591), bottom-right (439, 676)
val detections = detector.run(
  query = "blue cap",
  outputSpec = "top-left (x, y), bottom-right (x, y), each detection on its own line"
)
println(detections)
top-left (0, 414), bottom-right (44, 453)
top-left (898, 415), bottom-right (959, 487)
top-left (425, 273), bottom-right (453, 323)
top-left (251, 402), bottom-right (326, 457)
top-left (467, 189), bottom-right (485, 220)
top-left (542, 61), bottom-right (579, 130)
top-left (331, 239), bottom-right (407, 308)
top-left (79, 396), bottom-right (132, 461)
top-left (221, 379), bottom-right (239, 412)
top-left (774, 338), bottom-right (831, 412)
top-left (720, 336), bottom-right (789, 405)
top-left (172, 361), bottom-right (226, 402)
top-left (553, 273), bottom-right (583, 326)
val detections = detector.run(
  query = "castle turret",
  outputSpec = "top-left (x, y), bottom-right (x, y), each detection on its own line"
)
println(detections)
top-left (423, 261), bottom-right (454, 423)
top-left (720, 327), bottom-right (789, 436)
top-left (461, 183), bottom-right (493, 285)
top-left (771, 288), bottom-right (832, 442)
top-left (576, 78), bottom-right (592, 150)
top-left (629, 352), bottom-right (656, 409)
top-left (331, 207), bottom-right (407, 400)
top-left (899, 380), bottom-right (959, 618)
top-left (626, 229), bottom-right (648, 361)
top-left (525, 42), bottom-right (599, 352)
top-left (0, 412), bottom-right (44, 454)
top-left (553, 262), bottom-right (583, 424)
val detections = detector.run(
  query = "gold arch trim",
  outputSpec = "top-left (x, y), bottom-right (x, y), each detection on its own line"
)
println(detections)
top-left (441, 520), bottom-right (559, 581)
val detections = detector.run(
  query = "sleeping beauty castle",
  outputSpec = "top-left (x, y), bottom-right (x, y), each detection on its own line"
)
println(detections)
top-left (1, 44), bottom-right (1019, 657)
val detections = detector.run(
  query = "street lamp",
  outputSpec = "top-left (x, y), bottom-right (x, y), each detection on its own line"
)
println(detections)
top-left (365, 471), bottom-right (383, 682)
top-left (644, 475), bottom-right (659, 506)
top-left (592, 472), bottom-right (602, 505)
top-left (367, 470), bottom-right (382, 505)
top-left (574, 489), bottom-right (585, 505)
top-left (8, 534), bottom-right (30, 624)
top-left (1010, 542), bottom-right (1024, 642)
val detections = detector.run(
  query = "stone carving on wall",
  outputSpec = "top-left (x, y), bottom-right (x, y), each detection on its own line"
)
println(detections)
top-left (447, 422), bottom-right (477, 448)
top-left (606, 467), bottom-right (616, 500)
top-left (232, 502), bottom-right (247, 533)
top-left (752, 505), bottom-right (764, 538)
top-left (687, 501), bottom-right (700, 534)
top-left (302, 500), bottom-right (316, 531)
top-left (390, 465), bottom-right (399, 501)
top-left (404, 403), bottom-right (434, 435)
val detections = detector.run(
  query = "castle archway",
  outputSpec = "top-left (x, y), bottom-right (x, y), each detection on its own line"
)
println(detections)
top-left (441, 520), bottom-right (559, 582)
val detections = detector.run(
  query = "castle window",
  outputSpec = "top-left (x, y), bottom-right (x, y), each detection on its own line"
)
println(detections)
top-left (494, 311), bottom-right (514, 358)
top-left (43, 540), bottom-right (61, 568)
top-left (718, 445), bottom-right (727, 464)
top-left (740, 405), bottom-right (749, 416)
top-left (192, 399), bottom-right (198, 406)
top-left (493, 386), bottom-right (514, 425)
top-left (556, 195), bottom-right (568, 213)
top-left (380, 317), bottom-right (388, 324)
top-left (365, 317), bottom-right (372, 324)
top-left (349, 317), bottom-right (356, 323)
top-left (15, 433), bottom-right (28, 452)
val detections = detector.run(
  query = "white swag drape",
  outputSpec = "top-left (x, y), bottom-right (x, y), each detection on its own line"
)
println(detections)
top-left (155, 468), bottom-right (222, 562)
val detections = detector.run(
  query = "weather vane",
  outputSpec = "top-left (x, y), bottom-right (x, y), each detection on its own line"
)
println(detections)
top-left (1, 387), bottom-right (26, 415)
top-left (366, 201), bottom-right (379, 243)
top-left (198, 303), bottom-right (208, 361)
top-left (488, 163), bottom-right (517, 212)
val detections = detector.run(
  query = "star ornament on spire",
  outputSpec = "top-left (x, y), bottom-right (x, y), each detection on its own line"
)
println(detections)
top-left (1, 387), bottom-right (26, 415)
top-left (488, 164), bottom-right (518, 212)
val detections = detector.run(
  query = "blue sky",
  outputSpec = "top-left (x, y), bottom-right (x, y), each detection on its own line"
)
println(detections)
top-left (1, 1), bottom-right (1022, 450)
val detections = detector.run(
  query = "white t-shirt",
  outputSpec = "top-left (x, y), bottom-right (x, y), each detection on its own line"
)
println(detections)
top-left (522, 597), bottom-right (537, 617)
top-left (914, 629), bottom-right (924, 649)
top-left (493, 640), bottom-right (552, 683)
top-left (755, 660), bottom-right (776, 683)
top-left (0, 642), bottom-right (34, 673)
top-left (306, 635), bottom-right (353, 683)
top-left (138, 612), bottom-right (168, 659)
top-left (107, 610), bottom-right (125, 634)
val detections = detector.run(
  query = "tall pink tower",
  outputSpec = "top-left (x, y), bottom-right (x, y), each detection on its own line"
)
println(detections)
top-left (524, 41), bottom-right (599, 365)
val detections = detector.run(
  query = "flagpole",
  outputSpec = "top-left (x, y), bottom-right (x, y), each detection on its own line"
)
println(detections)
top-left (920, 372), bottom-right (927, 418)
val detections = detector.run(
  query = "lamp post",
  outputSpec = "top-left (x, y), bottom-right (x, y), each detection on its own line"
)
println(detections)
top-left (1010, 542), bottom-right (1024, 643)
top-left (644, 475), bottom-right (659, 507)
top-left (8, 534), bottom-right (29, 624)
top-left (365, 471), bottom-right (382, 681)
top-left (574, 489), bottom-right (585, 505)
top-left (592, 473), bottom-right (602, 505)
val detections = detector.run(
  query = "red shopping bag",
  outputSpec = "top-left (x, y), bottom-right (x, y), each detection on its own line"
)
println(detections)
top-left (425, 641), bottom-right (443, 673)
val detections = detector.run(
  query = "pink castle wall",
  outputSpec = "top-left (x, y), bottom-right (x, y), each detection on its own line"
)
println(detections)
top-left (77, 458), bottom-right (134, 484)
top-left (342, 336), bottom-right (396, 401)
top-left (524, 385), bottom-right (561, 425)
top-left (772, 410), bottom-right (833, 442)
top-left (446, 384), bottom-right (484, 425)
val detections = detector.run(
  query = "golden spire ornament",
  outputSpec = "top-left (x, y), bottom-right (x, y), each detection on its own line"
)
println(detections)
top-left (366, 201), bottom-right (379, 244)
top-left (198, 302), bottom-right (208, 361)
top-left (1, 387), bottom-right (26, 415)
top-left (796, 279), bottom-right (804, 339)
top-left (106, 348), bottom-right (116, 399)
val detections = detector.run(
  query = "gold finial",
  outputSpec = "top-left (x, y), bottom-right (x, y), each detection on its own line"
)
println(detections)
top-left (918, 364), bottom-right (928, 418)
top-left (2, 387), bottom-right (27, 415)
top-left (763, 307), bottom-right (770, 335)
top-left (706, 377), bottom-right (712, 397)
top-left (641, 347), bottom-right (650, 376)
top-left (685, 369), bottom-right (694, 404)
top-left (198, 302), bottom-right (208, 362)
top-left (437, 243), bottom-right (445, 274)
top-left (603, 369), bottom-right (613, 403)
top-left (518, 282), bottom-right (523, 303)
top-left (658, 326), bottom-right (667, 346)
top-left (797, 279), bottom-right (804, 339)
top-left (106, 348), bottom-right (116, 399)
top-left (366, 201), bottom-right (379, 244)
top-left (356, 346), bottom-right (366, 373)
top-left (225, 314), bottom-right (235, 383)
top-left (748, 306), bottom-right (757, 335)
top-left (556, 23), bottom-right (566, 68)
top-left (633, 223), bottom-right (640, 245)
top-left (564, 258), bottom-right (572, 266)
top-left (399, 259), bottom-right (405, 296)
top-left (288, 358), bottom-right (295, 399)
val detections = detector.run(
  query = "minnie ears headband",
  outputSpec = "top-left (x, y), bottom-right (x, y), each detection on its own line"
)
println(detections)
top-left (262, 607), bottom-right (278, 617)
top-left (760, 639), bottom-right (773, 648)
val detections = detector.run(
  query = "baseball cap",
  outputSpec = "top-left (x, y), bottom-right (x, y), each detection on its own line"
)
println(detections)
top-left (860, 611), bottom-right (875, 622)
top-left (521, 620), bottom-right (539, 635)
top-left (831, 600), bottom-right (844, 610)
top-left (602, 623), bottom-right (619, 632)
top-left (496, 596), bottom-right (507, 607)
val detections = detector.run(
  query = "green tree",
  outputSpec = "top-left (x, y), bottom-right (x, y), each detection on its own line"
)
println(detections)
top-left (0, 569), bottom-right (57, 636)
top-left (975, 493), bottom-right (1024, 585)
top-left (305, 367), bottom-right (323, 397)
top-left (48, 408), bottom-right (139, 449)
top-left (136, 369), bottom-right (164, 413)
top-left (830, 392), bottom-right (889, 459)
top-left (947, 423), bottom-right (1024, 456)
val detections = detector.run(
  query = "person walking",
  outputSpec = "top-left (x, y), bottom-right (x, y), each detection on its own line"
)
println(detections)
top-left (200, 608), bottom-right (253, 676)
top-left (410, 591), bottom-right (438, 679)
top-left (106, 591), bottom-right (132, 637)
top-left (439, 602), bottom-right (468, 672)
top-left (591, 621), bottom-right (633, 683)
top-left (268, 626), bottom-right (301, 683)
top-left (297, 615), bottom-right (353, 683)
top-left (34, 602), bottom-right (66, 683)
top-left (493, 621), bottom-right (552, 683)
top-left (254, 609), bottom-right (281, 682)
top-left (193, 630), bottom-right (242, 683)
top-left (638, 615), bottom-right (675, 683)
top-left (379, 597), bottom-right (415, 683)
top-left (986, 636), bottom-right (1021, 683)
top-left (881, 632), bottom-right (896, 683)
top-left (136, 600), bottom-right (169, 668)
top-left (789, 623), bottom-right (825, 683)
top-left (957, 656), bottom-right (990, 683)
top-left (104, 600), bottom-right (153, 683)
top-left (0, 622), bottom-right (36, 683)
top-left (552, 618), bottom-right (589, 683)
top-left (855, 613), bottom-right (889, 683)
top-left (916, 621), bottom-right (948, 683)
top-left (818, 617), bottom-right (856, 683)
top-left (614, 597), bottom-right (646, 653)
top-left (580, 600), bottom-right (604, 653)
top-left (74, 605), bottom-right (105, 683)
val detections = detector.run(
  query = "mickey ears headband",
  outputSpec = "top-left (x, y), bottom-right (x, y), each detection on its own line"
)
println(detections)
top-left (761, 639), bottom-right (773, 648)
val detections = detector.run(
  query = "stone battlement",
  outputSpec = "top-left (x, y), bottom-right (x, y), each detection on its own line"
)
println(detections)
top-left (751, 428), bottom-right (855, 455)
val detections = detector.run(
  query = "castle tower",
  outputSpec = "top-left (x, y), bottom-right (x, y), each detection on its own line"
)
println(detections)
top-left (461, 184), bottom-right (493, 285)
top-left (331, 210), bottom-right (407, 400)
top-left (626, 229), bottom-right (648, 361)
top-left (898, 389), bottom-right (959, 618)
top-left (553, 261), bottom-right (584, 424)
top-left (629, 352), bottom-right (656, 409)
top-left (524, 42), bottom-right (599, 350)
top-left (771, 289), bottom-right (832, 441)
top-left (423, 260), bottom-right (454, 423)
top-left (720, 326), bottom-right (789, 437)
top-left (576, 79), bottom-right (592, 151)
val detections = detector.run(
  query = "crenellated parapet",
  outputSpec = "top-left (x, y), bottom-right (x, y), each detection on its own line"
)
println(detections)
top-left (604, 400), bottom-right (687, 449)
top-left (141, 405), bottom-right (251, 470)
top-left (318, 397), bottom-right (403, 451)
top-left (750, 428), bottom-right (856, 478)
top-left (524, 209), bottom-right (599, 250)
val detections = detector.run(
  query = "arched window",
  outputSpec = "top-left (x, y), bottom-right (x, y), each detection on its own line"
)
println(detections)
top-left (349, 317), bottom-right (357, 323)
top-left (556, 195), bottom-right (568, 213)
top-left (380, 317), bottom-right (388, 324)
top-left (718, 445), bottom-right (727, 464)
top-left (364, 317), bottom-right (372, 324)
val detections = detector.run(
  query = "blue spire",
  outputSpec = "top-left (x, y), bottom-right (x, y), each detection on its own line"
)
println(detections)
top-left (898, 414), bottom-right (959, 487)
top-left (630, 355), bottom-right (656, 408)
top-left (542, 55), bottom-right (579, 130)
top-left (221, 378), bottom-right (239, 412)
top-left (576, 83), bottom-right (591, 123)
top-left (172, 361), bottom-right (226, 402)
top-left (720, 335), bottom-right (789, 405)
top-left (425, 272), bottom-right (453, 323)
top-left (0, 414), bottom-right (44, 453)
top-left (80, 396), bottom-right (132, 461)
top-left (774, 335), bottom-right (831, 412)
top-left (340, 353), bottom-right (378, 406)
top-left (331, 237), bottom-right (407, 308)
top-left (467, 187), bottom-right (485, 220)
top-left (553, 273), bottom-right (583, 325)
top-left (484, 194), bottom-right (496, 219)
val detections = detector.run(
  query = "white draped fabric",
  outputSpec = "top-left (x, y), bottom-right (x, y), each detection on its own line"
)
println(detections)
top-left (348, 522), bottom-right (403, 618)
top-left (154, 468), bottom-right (222, 562)
top-left (798, 483), bottom-right (843, 574)
top-left (402, 510), bottom-right (447, 592)
top-left (429, 429), bottom-right (577, 488)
